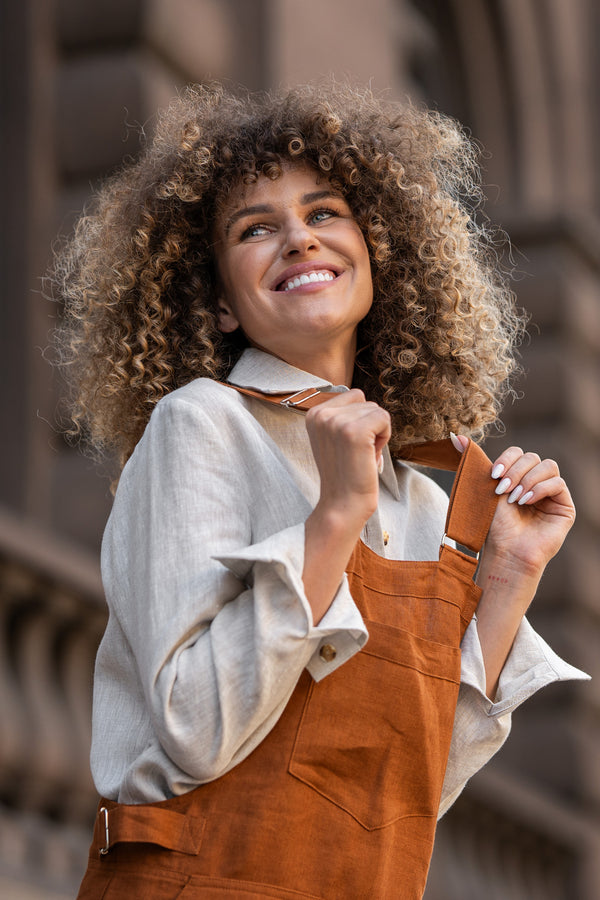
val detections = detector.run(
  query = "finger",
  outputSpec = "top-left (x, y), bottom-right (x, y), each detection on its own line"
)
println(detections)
top-left (495, 451), bottom-right (543, 495)
top-left (492, 449), bottom-right (543, 495)
top-left (306, 388), bottom-right (366, 418)
top-left (337, 406), bottom-right (391, 450)
top-left (450, 432), bottom-right (468, 453)
top-left (308, 393), bottom-right (389, 433)
top-left (512, 474), bottom-right (573, 512)
top-left (490, 446), bottom-right (525, 482)
top-left (504, 458), bottom-right (560, 504)
top-left (307, 401), bottom-right (391, 468)
top-left (309, 401), bottom-right (389, 435)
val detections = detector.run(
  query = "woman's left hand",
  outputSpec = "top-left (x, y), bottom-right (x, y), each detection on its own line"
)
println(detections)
top-left (451, 434), bottom-right (576, 577)
top-left (484, 446), bottom-right (576, 577)
top-left (452, 437), bottom-right (576, 698)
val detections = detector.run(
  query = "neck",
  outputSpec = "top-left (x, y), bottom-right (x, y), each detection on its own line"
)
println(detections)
top-left (254, 337), bottom-right (357, 387)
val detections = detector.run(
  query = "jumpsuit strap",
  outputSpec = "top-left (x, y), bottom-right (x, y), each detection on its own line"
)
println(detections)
top-left (225, 384), bottom-right (498, 555)
top-left (396, 438), bottom-right (499, 555)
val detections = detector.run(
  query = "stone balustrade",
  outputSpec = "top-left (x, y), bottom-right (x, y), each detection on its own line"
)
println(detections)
top-left (0, 509), bottom-right (106, 896)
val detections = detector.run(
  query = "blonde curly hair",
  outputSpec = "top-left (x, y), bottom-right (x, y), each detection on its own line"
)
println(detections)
top-left (51, 82), bottom-right (525, 470)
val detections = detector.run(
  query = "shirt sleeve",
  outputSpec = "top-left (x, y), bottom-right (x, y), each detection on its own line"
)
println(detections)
top-left (438, 615), bottom-right (590, 818)
top-left (216, 537), bottom-right (368, 682)
top-left (101, 393), bottom-right (367, 787)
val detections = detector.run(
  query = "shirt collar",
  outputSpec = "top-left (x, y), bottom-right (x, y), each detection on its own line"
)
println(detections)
top-left (227, 348), bottom-right (399, 499)
top-left (227, 348), bottom-right (348, 395)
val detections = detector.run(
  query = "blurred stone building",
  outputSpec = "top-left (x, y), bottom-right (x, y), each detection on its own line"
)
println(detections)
top-left (1, 0), bottom-right (598, 897)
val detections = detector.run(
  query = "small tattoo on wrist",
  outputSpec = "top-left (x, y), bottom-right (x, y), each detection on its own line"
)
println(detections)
top-left (488, 574), bottom-right (509, 585)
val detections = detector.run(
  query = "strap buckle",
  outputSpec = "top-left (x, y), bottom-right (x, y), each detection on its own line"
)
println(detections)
top-left (99, 806), bottom-right (110, 856)
top-left (440, 532), bottom-right (480, 561)
top-left (279, 388), bottom-right (321, 408)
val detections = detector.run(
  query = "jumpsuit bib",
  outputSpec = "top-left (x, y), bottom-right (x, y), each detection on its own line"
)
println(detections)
top-left (78, 387), bottom-right (499, 900)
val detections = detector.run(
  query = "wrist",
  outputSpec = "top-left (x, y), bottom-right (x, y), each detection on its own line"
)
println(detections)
top-left (310, 496), bottom-right (374, 541)
top-left (303, 504), bottom-right (366, 625)
top-left (478, 536), bottom-right (548, 581)
top-left (476, 548), bottom-right (542, 596)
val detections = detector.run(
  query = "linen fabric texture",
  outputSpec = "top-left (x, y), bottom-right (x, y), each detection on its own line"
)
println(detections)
top-left (80, 435), bottom-right (491, 898)
top-left (90, 348), bottom-right (588, 817)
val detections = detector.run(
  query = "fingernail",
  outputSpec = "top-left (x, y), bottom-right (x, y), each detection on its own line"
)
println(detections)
top-left (377, 454), bottom-right (384, 474)
top-left (491, 464), bottom-right (505, 479)
top-left (518, 490), bottom-right (534, 506)
top-left (450, 432), bottom-right (465, 454)
top-left (507, 485), bottom-right (523, 504)
top-left (495, 477), bottom-right (511, 495)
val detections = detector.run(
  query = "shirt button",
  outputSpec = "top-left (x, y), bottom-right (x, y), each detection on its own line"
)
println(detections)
top-left (319, 643), bottom-right (337, 663)
top-left (383, 530), bottom-right (390, 546)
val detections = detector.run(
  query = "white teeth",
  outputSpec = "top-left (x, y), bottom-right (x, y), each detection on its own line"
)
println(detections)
top-left (283, 271), bottom-right (335, 292)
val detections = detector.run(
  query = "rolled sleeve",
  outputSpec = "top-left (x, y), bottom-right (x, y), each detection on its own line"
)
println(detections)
top-left (438, 615), bottom-right (590, 818)
top-left (461, 615), bottom-right (590, 716)
top-left (97, 391), bottom-right (371, 796)
top-left (216, 523), bottom-right (369, 682)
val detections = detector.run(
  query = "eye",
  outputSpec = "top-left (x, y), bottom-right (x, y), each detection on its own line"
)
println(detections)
top-left (308, 207), bottom-right (338, 225)
top-left (240, 222), bottom-right (271, 240)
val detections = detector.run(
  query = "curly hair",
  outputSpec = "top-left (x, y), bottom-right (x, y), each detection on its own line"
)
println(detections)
top-left (51, 81), bottom-right (525, 470)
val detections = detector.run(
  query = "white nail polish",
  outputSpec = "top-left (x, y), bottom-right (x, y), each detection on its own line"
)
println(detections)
top-left (518, 490), bottom-right (534, 505)
top-left (377, 455), bottom-right (384, 474)
top-left (508, 485), bottom-right (523, 504)
top-left (450, 432), bottom-right (465, 454)
top-left (495, 477), bottom-right (511, 495)
top-left (491, 464), bottom-right (505, 479)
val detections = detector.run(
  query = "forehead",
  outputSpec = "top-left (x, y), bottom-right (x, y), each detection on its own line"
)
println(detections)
top-left (215, 163), bottom-right (334, 232)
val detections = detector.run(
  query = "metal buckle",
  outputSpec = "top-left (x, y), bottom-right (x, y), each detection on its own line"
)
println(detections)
top-left (440, 532), bottom-right (480, 561)
top-left (279, 388), bottom-right (321, 408)
top-left (99, 806), bottom-right (110, 856)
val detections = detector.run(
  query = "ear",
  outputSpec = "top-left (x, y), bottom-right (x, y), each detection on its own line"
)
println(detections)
top-left (216, 299), bottom-right (240, 334)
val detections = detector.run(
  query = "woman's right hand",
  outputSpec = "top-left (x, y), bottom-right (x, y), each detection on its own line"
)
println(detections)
top-left (302, 390), bottom-right (391, 622)
top-left (306, 389), bottom-right (391, 528)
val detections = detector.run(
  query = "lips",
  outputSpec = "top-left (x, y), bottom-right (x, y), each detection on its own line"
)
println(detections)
top-left (272, 261), bottom-right (341, 292)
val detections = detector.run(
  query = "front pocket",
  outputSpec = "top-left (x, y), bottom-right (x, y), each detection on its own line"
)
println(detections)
top-left (78, 862), bottom-right (190, 900)
top-left (182, 874), bottom-right (323, 898)
top-left (289, 618), bottom-right (461, 830)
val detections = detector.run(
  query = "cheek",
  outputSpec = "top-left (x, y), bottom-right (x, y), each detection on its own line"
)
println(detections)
top-left (217, 257), bottom-right (238, 300)
top-left (221, 248), bottom-right (262, 300)
top-left (357, 243), bottom-right (374, 295)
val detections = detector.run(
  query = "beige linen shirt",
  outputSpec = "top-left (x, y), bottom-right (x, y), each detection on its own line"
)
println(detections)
top-left (91, 348), bottom-right (588, 813)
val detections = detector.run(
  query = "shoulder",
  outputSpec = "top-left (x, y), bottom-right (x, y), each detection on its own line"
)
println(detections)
top-left (144, 378), bottom-right (255, 440)
top-left (157, 378), bottom-right (244, 416)
top-left (114, 380), bottom-right (261, 507)
top-left (118, 380), bottom-right (250, 479)
top-left (129, 378), bottom-right (281, 475)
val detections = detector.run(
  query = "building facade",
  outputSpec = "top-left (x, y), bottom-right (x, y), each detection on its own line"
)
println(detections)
top-left (1, 1), bottom-right (598, 896)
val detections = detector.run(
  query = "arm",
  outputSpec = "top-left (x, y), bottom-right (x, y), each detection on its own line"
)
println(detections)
top-left (453, 436), bottom-right (576, 699)
top-left (102, 391), bottom-right (368, 785)
top-left (302, 390), bottom-right (392, 623)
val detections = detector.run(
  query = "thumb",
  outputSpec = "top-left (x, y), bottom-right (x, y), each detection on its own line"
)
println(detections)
top-left (450, 432), bottom-right (468, 454)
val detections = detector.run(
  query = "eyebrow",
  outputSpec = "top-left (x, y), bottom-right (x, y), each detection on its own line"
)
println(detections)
top-left (223, 190), bottom-right (343, 235)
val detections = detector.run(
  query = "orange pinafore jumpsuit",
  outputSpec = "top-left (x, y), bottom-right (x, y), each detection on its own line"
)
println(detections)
top-left (77, 388), bottom-right (499, 900)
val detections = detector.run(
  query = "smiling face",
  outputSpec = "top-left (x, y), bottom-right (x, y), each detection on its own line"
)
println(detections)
top-left (213, 164), bottom-right (373, 384)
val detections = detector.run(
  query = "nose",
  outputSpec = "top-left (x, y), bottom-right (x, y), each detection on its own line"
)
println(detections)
top-left (282, 216), bottom-right (320, 257)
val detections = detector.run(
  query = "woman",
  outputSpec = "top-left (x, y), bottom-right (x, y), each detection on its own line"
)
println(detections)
top-left (54, 84), bottom-right (587, 899)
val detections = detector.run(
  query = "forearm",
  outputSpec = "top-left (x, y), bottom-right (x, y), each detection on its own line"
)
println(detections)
top-left (475, 551), bottom-right (542, 699)
top-left (302, 389), bottom-right (391, 623)
top-left (303, 503), bottom-right (366, 624)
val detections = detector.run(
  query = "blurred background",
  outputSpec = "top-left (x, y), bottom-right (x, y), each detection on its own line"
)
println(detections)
top-left (1, 0), bottom-right (599, 897)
